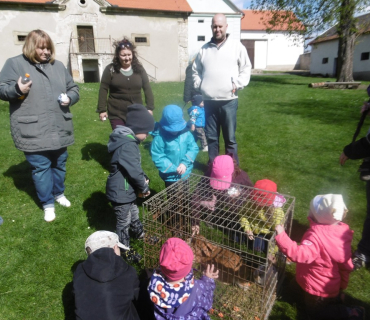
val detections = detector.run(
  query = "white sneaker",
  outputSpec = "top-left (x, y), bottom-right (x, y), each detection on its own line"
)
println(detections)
top-left (55, 196), bottom-right (71, 207)
top-left (202, 146), bottom-right (208, 152)
top-left (44, 208), bottom-right (56, 222)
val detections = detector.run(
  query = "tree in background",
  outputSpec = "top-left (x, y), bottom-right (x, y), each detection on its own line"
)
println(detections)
top-left (250, 0), bottom-right (370, 81)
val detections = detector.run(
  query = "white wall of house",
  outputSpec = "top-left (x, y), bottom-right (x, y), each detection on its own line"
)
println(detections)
top-left (0, 1), bottom-right (188, 82)
top-left (309, 40), bottom-right (338, 76)
top-left (353, 34), bottom-right (370, 80)
top-left (241, 30), bottom-right (304, 70)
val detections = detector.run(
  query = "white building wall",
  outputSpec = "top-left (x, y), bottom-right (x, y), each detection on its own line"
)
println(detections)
top-left (241, 30), bottom-right (304, 69)
top-left (309, 40), bottom-right (338, 76)
top-left (0, 0), bottom-right (188, 82)
top-left (353, 34), bottom-right (370, 80)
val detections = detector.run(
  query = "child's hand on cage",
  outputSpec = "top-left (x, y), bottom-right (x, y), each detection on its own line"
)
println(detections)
top-left (192, 225), bottom-right (200, 236)
top-left (138, 191), bottom-right (151, 198)
top-left (275, 224), bottom-right (284, 234)
top-left (246, 230), bottom-right (254, 240)
top-left (177, 163), bottom-right (186, 175)
top-left (203, 264), bottom-right (219, 279)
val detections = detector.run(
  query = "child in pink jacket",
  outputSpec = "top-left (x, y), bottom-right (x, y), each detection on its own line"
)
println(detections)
top-left (275, 194), bottom-right (364, 320)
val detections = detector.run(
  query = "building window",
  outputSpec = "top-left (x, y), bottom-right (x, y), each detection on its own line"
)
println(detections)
top-left (361, 52), bottom-right (370, 61)
top-left (13, 32), bottom-right (28, 45)
top-left (135, 37), bottom-right (147, 43)
top-left (132, 34), bottom-right (150, 46)
top-left (198, 36), bottom-right (205, 41)
top-left (322, 57), bottom-right (328, 64)
top-left (198, 19), bottom-right (204, 23)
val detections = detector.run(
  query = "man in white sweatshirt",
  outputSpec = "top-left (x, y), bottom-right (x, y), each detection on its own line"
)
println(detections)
top-left (192, 13), bottom-right (251, 165)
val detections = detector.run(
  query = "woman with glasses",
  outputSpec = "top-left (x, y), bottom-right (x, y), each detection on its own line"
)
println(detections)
top-left (0, 29), bottom-right (79, 222)
top-left (97, 37), bottom-right (154, 129)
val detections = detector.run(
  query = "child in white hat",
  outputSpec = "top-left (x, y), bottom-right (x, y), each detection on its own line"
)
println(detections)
top-left (275, 194), bottom-right (365, 320)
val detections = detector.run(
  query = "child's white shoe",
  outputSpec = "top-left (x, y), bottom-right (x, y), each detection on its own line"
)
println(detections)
top-left (44, 208), bottom-right (56, 222)
top-left (202, 146), bottom-right (208, 152)
top-left (56, 196), bottom-right (71, 207)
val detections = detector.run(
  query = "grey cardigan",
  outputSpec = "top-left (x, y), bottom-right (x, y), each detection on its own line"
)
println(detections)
top-left (0, 54), bottom-right (79, 152)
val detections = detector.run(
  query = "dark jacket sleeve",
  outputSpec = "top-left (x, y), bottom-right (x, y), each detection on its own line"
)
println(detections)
top-left (343, 136), bottom-right (370, 159)
top-left (118, 142), bottom-right (149, 193)
top-left (96, 65), bottom-right (112, 113)
top-left (140, 67), bottom-right (154, 111)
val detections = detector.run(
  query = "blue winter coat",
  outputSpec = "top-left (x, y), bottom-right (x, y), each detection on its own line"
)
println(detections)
top-left (151, 124), bottom-right (199, 182)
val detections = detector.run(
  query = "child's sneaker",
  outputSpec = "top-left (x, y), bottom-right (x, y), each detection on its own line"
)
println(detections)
top-left (352, 251), bottom-right (370, 270)
top-left (44, 207), bottom-right (56, 222)
top-left (137, 231), bottom-right (145, 239)
top-left (55, 196), bottom-right (71, 207)
top-left (358, 158), bottom-right (370, 181)
top-left (202, 146), bottom-right (208, 152)
top-left (122, 248), bottom-right (142, 263)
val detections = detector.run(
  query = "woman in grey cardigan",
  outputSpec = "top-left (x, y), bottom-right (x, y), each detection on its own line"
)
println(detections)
top-left (0, 29), bottom-right (79, 222)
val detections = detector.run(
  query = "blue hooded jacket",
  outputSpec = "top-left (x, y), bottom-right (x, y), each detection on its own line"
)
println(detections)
top-left (151, 123), bottom-right (199, 182)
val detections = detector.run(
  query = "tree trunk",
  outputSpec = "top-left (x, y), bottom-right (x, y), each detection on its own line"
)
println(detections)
top-left (336, 0), bottom-right (356, 82)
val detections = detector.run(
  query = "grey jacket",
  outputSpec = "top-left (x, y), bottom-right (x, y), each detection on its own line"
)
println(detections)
top-left (106, 126), bottom-right (149, 204)
top-left (0, 54), bottom-right (79, 152)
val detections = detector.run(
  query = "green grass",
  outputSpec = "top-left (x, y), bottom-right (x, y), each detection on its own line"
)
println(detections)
top-left (1, 75), bottom-right (370, 319)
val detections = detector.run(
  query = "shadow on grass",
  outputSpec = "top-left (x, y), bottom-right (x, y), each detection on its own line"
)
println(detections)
top-left (83, 191), bottom-right (116, 231)
top-left (193, 159), bottom-right (209, 173)
top-left (134, 270), bottom-right (156, 320)
top-left (3, 160), bottom-right (41, 208)
top-left (62, 259), bottom-right (84, 320)
top-left (251, 76), bottom-right (310, 86)
top-left (81, 142), bottom-right (111, 171)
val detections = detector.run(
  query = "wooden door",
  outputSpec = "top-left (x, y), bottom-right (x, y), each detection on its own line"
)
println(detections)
top-left (241, 40), bottom-right (255, 69)
top-left (77, 26), bottom-right (95, 53)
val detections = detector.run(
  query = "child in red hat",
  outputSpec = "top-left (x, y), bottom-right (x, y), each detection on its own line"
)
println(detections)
top-left (147, 238), bottom-right (219, 319)
top-left (238, 179), bottom-right (285, 253)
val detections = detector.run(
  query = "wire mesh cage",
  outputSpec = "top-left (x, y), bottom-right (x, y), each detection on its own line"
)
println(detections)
top-left (143, 173), bottom-right (295, 320)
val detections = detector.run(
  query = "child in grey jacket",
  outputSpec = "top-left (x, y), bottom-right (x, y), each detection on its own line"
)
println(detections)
top-left (106, 104), bottom-right (154, 263)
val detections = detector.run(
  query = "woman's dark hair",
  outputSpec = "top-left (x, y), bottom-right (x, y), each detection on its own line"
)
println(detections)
top-left (112, 37), bottom-right (141, 73)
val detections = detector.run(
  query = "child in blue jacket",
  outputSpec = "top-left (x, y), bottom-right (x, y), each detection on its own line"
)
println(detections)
top-left (151, 104), bottom-right (199, 188)
top-left (188, 94), bottom-right (208, 152)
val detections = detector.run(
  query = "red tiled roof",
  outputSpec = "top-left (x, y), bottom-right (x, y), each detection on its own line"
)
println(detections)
top-left (241, 10), bottom-right (304, 31)
top-left (0, 0), bottom-right (51, 3)
top-left (0, 0), bottom-right (193, 11)
top-left (106, 0), bottom-right (192, 12)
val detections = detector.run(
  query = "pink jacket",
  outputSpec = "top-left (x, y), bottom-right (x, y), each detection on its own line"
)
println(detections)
top-left (275, 217), bottom-right (354, 298)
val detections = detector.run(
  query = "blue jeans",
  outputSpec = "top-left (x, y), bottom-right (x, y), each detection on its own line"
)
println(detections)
top-left (358, 181), bottom-right (370, 256)
top-left (24, 148), bottom-right (68, 209)
top-left (204, 99), bottom-right (239, 164)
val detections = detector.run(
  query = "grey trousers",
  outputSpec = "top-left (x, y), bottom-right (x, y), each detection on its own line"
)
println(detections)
top-left (112, 201), bottom-right (143, 248)
top-left (193, 127), bottom-right (207, 149)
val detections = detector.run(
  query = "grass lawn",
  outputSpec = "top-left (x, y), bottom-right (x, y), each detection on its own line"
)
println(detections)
top-left (0, 74), bottom-right (370, 319)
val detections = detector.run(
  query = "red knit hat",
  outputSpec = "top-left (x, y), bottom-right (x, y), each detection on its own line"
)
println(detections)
top-left (252, 179), bottom-right (277, 206)
top-left (159, 238), bottom-right (194, 281)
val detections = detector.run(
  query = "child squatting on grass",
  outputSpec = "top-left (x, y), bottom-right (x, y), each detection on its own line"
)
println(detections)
top-left (188, 94), bottom-right (208, 152)
top-left (106, 104), bottom-right (154, 263)
top-left (151, 104), bottom-right (199, 188)
top-left (73, 231), bottom-right (141, 320)
top-left (147, 237), bottom-right (219, 320)
top-left (275, 194), bottom-right (365, 320)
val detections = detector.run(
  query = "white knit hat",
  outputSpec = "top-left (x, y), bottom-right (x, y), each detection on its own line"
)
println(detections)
top-left (309, 194), bottom-right (348, 225)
